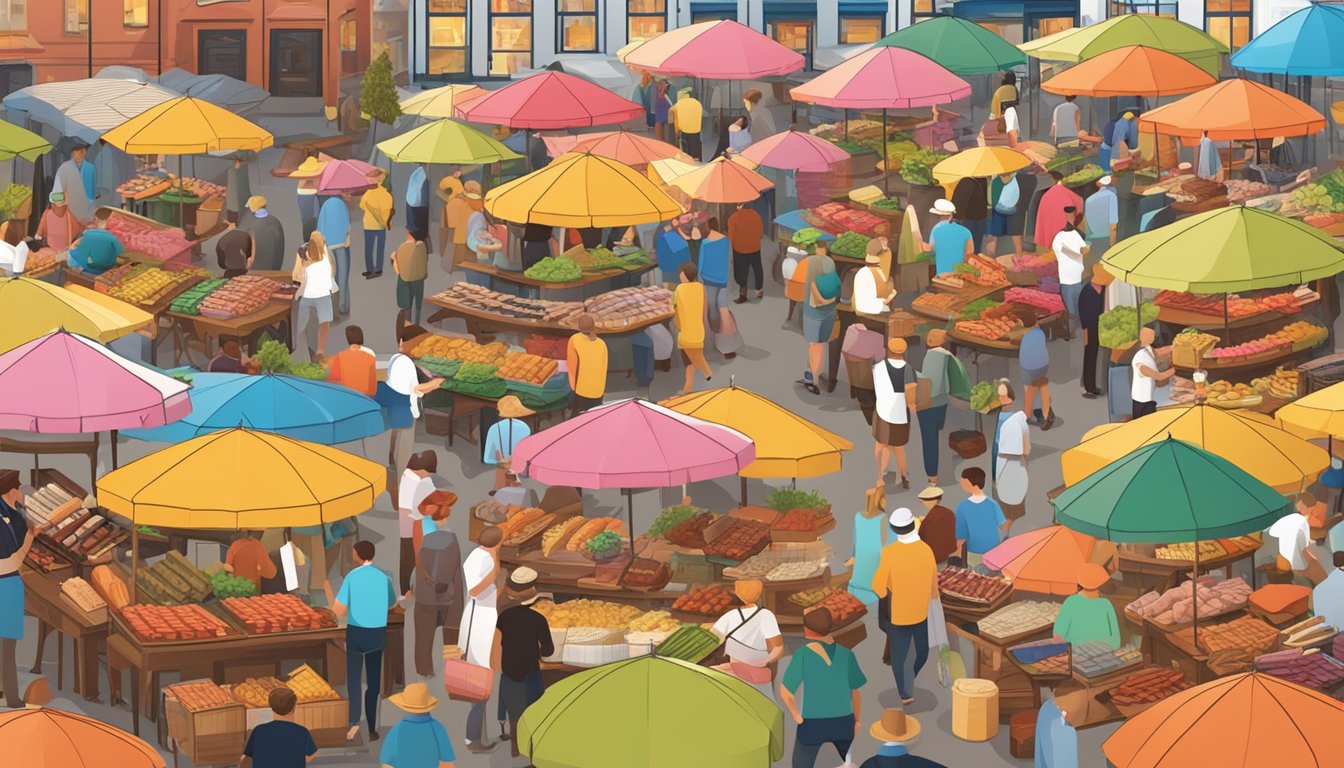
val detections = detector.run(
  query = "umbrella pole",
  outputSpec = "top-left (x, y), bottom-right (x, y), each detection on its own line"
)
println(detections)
top-left (1223, 293), bottom-right (1230, 339)
top-left (110, 430), bottom-right (118, 470)
top-left (177, 155), bottom-right (185, 230)
top-left (130, 526), bottom-right (140, 606)
top-left (626, 488), bottom-right (636, 565)
top-left (1192, 542), bottom-right (1201, 647)
top-left (844, 110), bottom-right (849, 141)
top-left (882, 109), bottom-right (889, 195)
top-left (740, 476), bottom-right (748, 507)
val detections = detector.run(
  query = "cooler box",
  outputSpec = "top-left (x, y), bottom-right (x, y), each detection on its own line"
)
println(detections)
top-left (951, 678), bottom-right (1000, 742)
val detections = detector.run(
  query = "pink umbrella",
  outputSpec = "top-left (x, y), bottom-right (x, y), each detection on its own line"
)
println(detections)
top-left (791, 47), bottom-right (971, 110)
top-left (317, 159), bottom-right (379, 194)
top-left (983, 525), bottom-right (1096, 596)
top-left (571, 130), bottom-right (687, 166)
top-left (670, 156), bottom-right (773, 204)
top-left (738, 130), bottom-right (851, 173)
top-left (621, 20), bottom-right (804, 79)
top-left (455, 71), bottom-right (644, 130)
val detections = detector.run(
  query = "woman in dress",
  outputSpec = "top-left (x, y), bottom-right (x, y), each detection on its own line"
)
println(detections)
top-left (673, 262), bottom-right (712, 395)
top-left (990, 378), bottom-right (1031, 535)
top-left (291, 231), bottom-right (335, 362)
top-left (847, 485), bottom-right (889, 606)
top-left (800, 242), bottom-right (839, 394)
top-left (459, 525), bottom-right (503, 752)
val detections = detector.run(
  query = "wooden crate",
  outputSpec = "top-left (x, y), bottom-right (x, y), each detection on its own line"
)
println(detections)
top-left (294, 697), bottom-right (347, 734)
top-left (164, 692), bottom-right (247, 767)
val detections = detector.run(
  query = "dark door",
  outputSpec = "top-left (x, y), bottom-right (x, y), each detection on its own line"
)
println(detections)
top-left (269, 29), bottom-right (322, 98)
top-left (0, 64), bottom-right (32, 101)
top-left (198, 29), bottom-right (247, 82)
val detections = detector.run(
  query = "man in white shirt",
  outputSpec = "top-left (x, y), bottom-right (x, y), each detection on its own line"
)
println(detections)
top-left (1130, 327), bottom-right (1174, 420)
top-left (1268, 507), bottom-right (1314, 584)
top-left (873, 338), bottom-right (918, 489)
top-left (1051, 207), bottom-right (1089, 336)
top-left (1051, 96), bottom-right (1080, 144)
top-left (853, 238), bottom-right (896, 316)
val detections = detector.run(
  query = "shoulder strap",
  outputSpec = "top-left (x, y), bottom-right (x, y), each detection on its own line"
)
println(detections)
top-left (723, 606), bottom-right (762, 645)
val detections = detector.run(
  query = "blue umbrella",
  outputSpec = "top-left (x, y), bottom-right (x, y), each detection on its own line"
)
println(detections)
top-left (1231, 3), bottom-right (1344, 75)
top-left (123, 372), bottom-right (386, 445)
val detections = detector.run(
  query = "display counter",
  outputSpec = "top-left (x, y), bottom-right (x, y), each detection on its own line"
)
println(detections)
top-left (426, 284), bottom-right (673, 341)
top-left (460, 260), bottom-right (654, 301)
top-left (164, 301), bottom-right (293, 366)
top-left (21, 566), bottom-right (108, 701)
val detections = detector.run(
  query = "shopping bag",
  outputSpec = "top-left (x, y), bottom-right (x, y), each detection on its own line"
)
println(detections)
top-left (443, 600), bottom-right (492, 702)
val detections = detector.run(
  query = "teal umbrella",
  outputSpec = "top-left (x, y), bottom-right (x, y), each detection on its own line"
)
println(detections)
top-left (875, 16), bottom-right (1027, 76)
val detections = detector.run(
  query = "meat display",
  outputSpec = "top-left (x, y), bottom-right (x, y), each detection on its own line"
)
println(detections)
top-left (197, 276), bottom-right (279, 320)
top-left (621, 559), bottom-right (671, 590)
top-left (119, 604), bottom-right (236, 643)
top-left (1108, 667), bottom-right (1194, 706)
top-left (938, 568), bottom-right (1012, 604)
top-left (773, 509), bottom-right (830, 532)
top-left (432, 283), bottom-right (672, 330)
top-left (664, 512), bottom-right (718, 548)
top-left (1155, 289), bottom-right (1309, 319)
top-left (219, 594), bottom-right (337, 635)
top-left (805, 591), bottom-right (865, 626)
top-left (977, 601), bottom-right (1062, 641)
top-left (703, 519), bottom-right (771, 561)
top-left (24, 539), bottom-right (68, 573)
top-left (582, 286), bottom-right (674, 330)
top-left (1255, 649), bottom-right (1344, 690)
top-left (808, 202), bottom-right (889, 237)
top-left (673, 584), bottom-right (735, 616)
top-left (1003, 287), bottom-right (1065, 315)
top-left (953, 316), bottom-right (1019, 342)
top-left (104, 213), bottom-right (194, 261)
top-left (165, 680), bottom-right (238, 713)
top-left (1127, 576), bottom-right (1252, 626)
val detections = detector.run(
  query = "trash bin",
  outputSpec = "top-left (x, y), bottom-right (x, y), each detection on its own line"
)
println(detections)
top-left (951, 678), bottom-right (1000, 742)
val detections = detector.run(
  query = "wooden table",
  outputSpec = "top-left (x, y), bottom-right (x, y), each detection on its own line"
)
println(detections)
top-left (0, 434), bottom-right (102, 490)
top-left (460, 260), bottom-right (654, 300)
top-left (425, 294), bottom-right (673, 342)
top-left (1117, 542), bottom-right (1260, 593)
top-left (21, 567), bottom-right (108, 701)
top-left (164, 301), bottom-right (293, 367)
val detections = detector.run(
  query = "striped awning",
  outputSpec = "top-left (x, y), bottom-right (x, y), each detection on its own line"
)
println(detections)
top-left (2, 78), bottom-right (179, 145)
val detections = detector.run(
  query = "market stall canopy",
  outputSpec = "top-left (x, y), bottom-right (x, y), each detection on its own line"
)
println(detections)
top-left (982, 526), bottom-right (1095, 596)
top-left (398, 83), bottom-right (488, 119)
top-left (1101, 206), bottom-right (1344, 292)
top-left (1041, 45), bottom-right (1216, 98)
top-left (455, 71), bottom-right (644, 130)
top-left (0, 706), bottom-right (165, 768)
top-left (737, 130), bottom-right (850, 173)
top-left (568, 130), bottom-right (688, 167)
top-left (1230, 2), bottom-right (1344, 76)
top-left (517, 655), bottom-right (784, 768)
top-left (1062, 405), bottom-right (1327, 494)
top-left (1051, 437), bottom-right (1290, 543)
top-left (155, 68), bottom-right (269, 113)
top-left (660, 384), bottom-right (853, 479)
top-left (1, 78), bottom-right (178, 146)
top-left (0, 278), bottom-right (151, 352)
top-left (932, 146), bottom-right (1031, 184)
top-left (1103, 672), bottom-right (1344, 767)
top-left (1276, 381), bottom-right (1344, 439)
top-left (1019, 14), bottom-right (1228, 76)
top-left (618, 19), bottom-right (804, 79)
top-left (647, 157), bottom-right (701, 185)
top-left (1138, 78), bottom-right (1326, 141)
top-left (316, 158), bottom-right (380, 194)
top-left (875, 15), bottom-right (1027, 75)
top-left (0, 329), bottom-right (190, 433)
top-left (376, 118), bottom-right (520, 165)
top-left (511, 397), bottom-right (754, 488)
top-left (122, 372), bottom-right (384, 445)
top-left (790, 47), bottom-right (971, 110)
top-left (485, 152), bottom-right (682, 227)
top-left (0, 119), bottom-right (50, 162)
top-left (96, 427), bottom-right (386, 528)
top-left (669, 156), bottom-right (773, 204)
top-left (99, 96), bottom-right (274, 154)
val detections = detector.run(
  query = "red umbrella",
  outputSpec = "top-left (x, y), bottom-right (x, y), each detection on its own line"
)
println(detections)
top-left (620, 20), bottom-right (804, 79)
top-left (455, 71), bottom-right (644, 130)
top-left (790, 47), bottom-right (971, 110)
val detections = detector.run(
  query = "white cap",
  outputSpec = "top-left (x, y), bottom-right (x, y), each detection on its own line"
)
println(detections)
top-left (889, 507), bottom-right (915, 527)
top-left (1098, 175), bottom-right (1112, 187)
top-left (930, 199), bottom-right (956, 216)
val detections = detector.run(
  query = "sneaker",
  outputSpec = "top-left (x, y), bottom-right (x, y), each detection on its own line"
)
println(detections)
top-left (1082, 390), bottom-right (1100, 399)
top-left (467, 742), bottom-right (497, 754)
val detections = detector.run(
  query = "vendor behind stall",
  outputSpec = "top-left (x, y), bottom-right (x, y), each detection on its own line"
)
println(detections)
top-left (241, 196), bottom-right (286, 271)
top-left (0, 469), bottom-right (35, 709)
top-left (920, 199), bottom-right (973, 276)
top-left (1052, 563), bottom-right (1120, 650)
top-left (35, 192), bottom-right (81, 252)
top-left (225, 530), bottom-right (278, 592)
top-left (68, 208), bottom-right (123, 276)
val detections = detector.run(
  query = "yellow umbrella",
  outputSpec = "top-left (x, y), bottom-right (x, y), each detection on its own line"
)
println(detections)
top-left (1277, 382), bottom-right (1344, 440)
top-left (100, 96), bottom-right (273, 154)
top-left (0, 278), bottom-right (151, 352)
top-left (485, 151), bottom-right (683, 227)
top-left (96, 427), bottom-right (386, 528)
top-left (1060, 404), bottom-right (1327, 494)
top-left (932, 146), bottom-right (1032, 184)
top-left (648, 157), bottom-right (701, 185)
top-left (399, 84), bottom-right (488, 118)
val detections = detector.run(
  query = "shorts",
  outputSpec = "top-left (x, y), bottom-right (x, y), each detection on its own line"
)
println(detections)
top-left (988, 209), bottom-right (1016, 237)
top-left (873, 418), bottom-right (910, 447)
top-left (802, 311), bottom-right (836, 344)
top-left (1023, 366), bottom-right (1048, 385)
top-left (298, 295), bottom-right (333, 325)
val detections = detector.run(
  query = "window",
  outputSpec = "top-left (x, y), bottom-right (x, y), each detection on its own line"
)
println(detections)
top-left (0, 0), bottom-right (26, 32)
top-left (124, 0), bottom-right (147, 27)
top-left (490, 0), bottom-right (532, 77)
top-left (427, 0), bottom-right (469, 77)
top-left (839, 15), bottom-right (883, 44)
top-left (1205, 0), bottom-right (1251, 51)
top-left (767, 19), bottom-right (812, 70)
top-left (340, 16), bottom-right (357, 51)
top-left (65, 0), bottom-right (86, 33)
top-left (911, 0), bottom-right (938, 21)
top-left (558, 0), bottom-right (597, 52)
top-left (1108, 0), bottom-right (1177, 17)
top-left (628, 0), bottom-right (664, 44)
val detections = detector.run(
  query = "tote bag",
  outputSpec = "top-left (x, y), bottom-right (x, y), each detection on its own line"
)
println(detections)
top-left (442, 599), bottom-right (492, 702)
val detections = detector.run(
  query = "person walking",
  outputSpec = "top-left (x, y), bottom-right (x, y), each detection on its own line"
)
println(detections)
top-left (711, 579), bottom-right (784, 691)
top-left (871, 506), bottom-right (939, 705)
top-left (860, 709), bottom-right (947, 768)
top-left (991, 380), bottom-right (1031, 533)
top-left (0, 470), bottom-right (36, 708)
top-left (1083, 176), bottom-right (1118, 263)
top-left (381, 683), bottom-right (457, 768)
top-left (412, 516), bottom-right (463, 680)
top-left (728, 202), bottom-right (765, 303)
top-left (917, 329), bottom-right (957, 487)
top-left (317, 194), bottom-right (353, 316)
top-left (460, 526), bottom-right (503, 752)
top-left (780, 608), bottom-right (867, 768)
top-left (985, 172), bottom-right (1023, 259)
top-left (440, 176), bottom-right (469, 273)
top-left (873, 338), bottom-right (917, 489)
top-left (483, 397), bottom-right (533, 490)
top-left (380, 329), bottom-right (447, 507)
top-left (1035, 691), bottom-right (1083, 768)
top-left (744, 88), bottom-right (777, 145)
top-left (240, 687), bottom-right (318, 767)
top-left (360, 176), bottom-right (395, 278)
top-left (1018, 312), bottom-right (1053, 428)
top-left (406, 164), bottom-right (431, 246)
top-left (1078, 266), bottom-right (1110, 399)
top-left (216, 221), bottom-right (254, 278)
top-left (325, 540), bottom-right (398, 743)
top-left (848, 486), bottom-right (889, 607)
top-left (698, 217), bottom-right (731, 338)
top-left (801, 242), bottom-right (840, 395)
top-left (853, 238), bottom-right (896, 316)
top-left (955, 467), bottom-right (1008, 570)
top-left (392, 229), bottom-right (429, 326)
top-left (491, 567), bottom-right (553, 759)
top-left (398, 450), bottom-right (439, 596)
top-left (1032, 171), bottom-right (1083, 252)
top-left (950, 176), bottom-right (989, 253)
top-left (653, 79), bottom-right (674, 142)
top-left (671, 87), bottom-right (704, 159)
top-left (1131, 326), bottom-right (1173, 420)
top-left (1052, 209), bottom-right (1089, 336)
top-left (566, 313), bottom-right (608, 414)
top-left (240, 196), bottom-right (286, 271)
top-left (674, 262), bottom-right (713, 394)
top-left (226, 155), bottom-right (251, 225)
top-left (915, 487), bottom-right (958, 566)
top-left (291, 232), bottom-right (336, 362)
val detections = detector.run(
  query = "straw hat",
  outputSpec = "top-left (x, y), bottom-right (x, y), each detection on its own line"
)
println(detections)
top-left (389, 682), bottom-right (440, 714)
top-left (508, 565), bottom-right (540, 605)
top-left (917, 486), bottom-right (944, 501)
top-left (1077, 562), bottom-right (1110, 591)
top-left (733, 579), bottom-right (764, 604)
top-left (497, 395), bottom-right (535, 419)
top-left (930, 199), bottom-right (956, 216)
top-left (1091, 264), bottom-right (1114, 286)
top-left (870, 708), bottom-right (922, 743)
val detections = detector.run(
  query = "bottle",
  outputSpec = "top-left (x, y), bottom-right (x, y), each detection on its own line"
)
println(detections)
top-left (1193, 370), bottom-right (1207, 403)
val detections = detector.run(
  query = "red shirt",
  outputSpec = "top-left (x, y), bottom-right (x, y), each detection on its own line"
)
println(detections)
top-left (727, 208), bottom-right (764, 253)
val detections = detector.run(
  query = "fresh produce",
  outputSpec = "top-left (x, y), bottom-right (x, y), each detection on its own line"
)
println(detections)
top-left (898, 148), bottom-right (951, 186)
top-left (231, 676), bottom-right (288, 708)
top-left (210, 571), bottom-right (258, 599)
top-left (533, 598), bottom-right (642, 629)
top-left (104, 213), bottom-right (194, 259)
top-left (1004, 287), bottom-right (1065, 315)
top-left (584, 529), bottom-right (623, 557)
top-left (1255, 649), bottom-right (1344, 689)
top-left (497, 351), bottom-right (559, 385)
top-left (789, 586), bottom-right (838, 608)
top-left (703, 519), bottom-right (771, 561)
top-left (0, 183), bottom-right (30, 220)
top-left (170, 277), bottom-right (228, 315)
top-left (810, 202), bottom-right (888, 237)
top-left (91, 565), bottom-right (129, 609)
top-left (1204, 333), bottom-right (1292, 360)
top-left (565, 517), bottom-right (624, 552)
top-left (628, 610), bottom-right (680, 633)
top-left (954, 316), bottom-right (1018, 341)
top-left (572, 246), bottom-right (625, 270)
top-left (219, 594), bottom-right (337, 634)
top-left (1251, 366), bottom-right (1301, 399)
top-left (166, 680), bottom-right (237, 712)
top-left (198, 275), bottom-right (277, 319)
top-left (656, 625), bottom-right (721, 662)
top-left (524, 256), bottom-right (582, 283)
top-left (871, 196), bottom-right (903, 211)
top-left (663, 512), bottom-right (718, 548)
top-left (136, 551), bottom-right (213, 606)
top-left (673, 584), bottom-right (735, 616)
top-left (649, 505), bottom-right (702, 539)
top-left (286, 663), bottom-right (341, 702)
top-left (411, 335), bottom-right (508, 365)
top-left (102, 266), bottom-right (203, 306)
top-left (969, 381), bottom-right (996, 411)
top-left (541, 517), bottom-right (585, 557)
top-left (1071, 641), bottom-right (1142, 679)
top-left (774, 509), bottom-right (826, 532)
top-left (1061, 163), bottom-right (1104, 187)
top-left (959, 297), bottom-right (1000, 320)
top-left (1292, 169), bottom-right (1344, 212)
top-left (911, 292), bottom-right (963, 318)
top-left (766, 488), bottom-right (827, 513)
top-left (1127, 576), bottom-right (1251, 625)
top-left (792, 227), bottom-right (826, 246)
top-left (938, 568), bottom-right (1012, 604)
top-left (977, 601), bottom-right (1062, 641)
top-left (60, 576), bottom-right (106, 613)
top-left (1225, 179), bottom-right (1274, 203)
top-left (1098, 303), bottom-right (1159, 349)
top-left (621, 559), bottom-right (670, 589)
top-left (829, 231), bottom-right (872, 260)
top-left (805, 591), bottom-right (865, 625)
top-left (453, 361), bottom-right (499, 384)
top-left (119, 604), bottom-right (236, 642)
top-left (1109, 667), bottom-right (1193, 705)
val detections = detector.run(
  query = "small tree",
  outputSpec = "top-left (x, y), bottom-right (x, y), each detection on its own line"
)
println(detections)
top-left (360, 50), bottom-right (402, 146)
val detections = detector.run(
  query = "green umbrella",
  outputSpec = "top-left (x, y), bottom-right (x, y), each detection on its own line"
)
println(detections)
top-left (1101, 206), bottom-right (1344, 294)
top-left (375, 118), bottom-right (520, 164)
top-left (518, 656), bottom-right (784, 768)
top-left (876, 16), bottom-right (1026, 75)
top-left (1020, 14), bottom-right (1228, 76)
top-left (0, 120), bottom-right (50, 162)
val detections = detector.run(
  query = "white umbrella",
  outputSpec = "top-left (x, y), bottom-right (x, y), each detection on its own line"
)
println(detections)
top-left (3, 78), bottom-right (178, 145)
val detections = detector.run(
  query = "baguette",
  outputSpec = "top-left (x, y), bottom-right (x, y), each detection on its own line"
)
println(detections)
top-left (1284, 615), bottom-right (1325, 637)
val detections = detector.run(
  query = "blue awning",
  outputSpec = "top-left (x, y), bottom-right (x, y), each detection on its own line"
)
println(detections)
top-left (839, 1), bottom-right (886, 13)
top-left (952, 0), bottom-right (1077, 21)
top-left (689, 0), bottom-right (736, 10)
top-left (764, 1), bottom-right (817, 17)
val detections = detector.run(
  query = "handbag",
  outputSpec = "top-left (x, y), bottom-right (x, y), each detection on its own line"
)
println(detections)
top-left (443, 599), bottom-right (493, 702)
top-left (814, 270), bottom-right (841, 301)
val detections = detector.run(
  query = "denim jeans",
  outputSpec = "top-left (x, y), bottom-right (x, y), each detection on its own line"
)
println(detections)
top-left (886, 620), bottom-right (929, 699)
top-left (298, 194), bottom-right (319, 241)
top-left (345, 626), bottom-right (385, 728)
top-left (1061, 281), bottom-right (1084, 331)
top-left (916, 404), bottom-right (947, 480)
top-left (331, 246), bottom-right (351, 315)
top-left (364, 229), bottom-right (387, 274)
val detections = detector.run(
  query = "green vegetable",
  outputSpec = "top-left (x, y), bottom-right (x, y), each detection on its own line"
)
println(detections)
top-left (585, 530), bottom-right (623, 555)
top-left (454, 361), bottom-right (499, 384)
top-left (649, 505), bottom-right (702, 538)
top-left (830, 231), bottom-right (871, 260)
top-left (792, 227), bottom-right (825, 245)
top-left (898, 148), bottom-right (952, 187)
top-left (0, 183), bottom-right (30, 221)
top-left (960, 298), bottom-right (1000, 320)
top-left (870, 197), bottom-right (902, 211)
top-left (290, 362), bottom-right (327, 380)
top-left (524, 256), bottom-right (582, 283)
top-left (952, 263), bottom-right (980, 277)
top-left (766, 488), bottom-right (827, 512)
top-left (210, 571), bottom-right (258, 599)
top-left (969, 381), bottom-right (996, 411)
top-left (656, 625), bottom-right (721, 662)
top-left (1061, 163), bottom-right (1104, 187)
top-left (1098, 302), bottom-right (1160, 349)
top-left (255, 339), bottom-right (294, 375)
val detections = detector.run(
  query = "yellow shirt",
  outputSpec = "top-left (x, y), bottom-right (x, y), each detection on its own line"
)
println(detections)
top-left (673, 97), bottom-right (703, 135)
top-left (566, 333), bottom-right (609, 399)
top-left (446, 197), bottom-right (472, 244)
top-left (359, 187), bottom-right (393, 230)
top-left (673, 282), bottom-right (706, 349)
top-left (871, 539), bottom-right (938, 625)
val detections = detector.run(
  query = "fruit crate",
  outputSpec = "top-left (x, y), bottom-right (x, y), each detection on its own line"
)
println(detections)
top-left (294, 697), bottom-right (349, 748)
top-left (164, 686), bottom-right (247, 767)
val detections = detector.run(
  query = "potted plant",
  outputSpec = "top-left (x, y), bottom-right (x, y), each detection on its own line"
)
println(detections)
top-left (583, 530), bottom-right (624, 562)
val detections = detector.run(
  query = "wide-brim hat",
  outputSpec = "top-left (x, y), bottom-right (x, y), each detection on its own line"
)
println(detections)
top-left (389, 682), bottom-right (439, 713)
top-left (870, 708), bottom-right (921, 743)
top-left (497, 395), bottom-right (535, 419)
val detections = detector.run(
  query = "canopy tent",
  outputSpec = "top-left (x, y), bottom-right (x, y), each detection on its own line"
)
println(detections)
top-left (1230, 3), bottom-right (1344, 76)
top-left (932, 146), bottom-right (1031, 184)
top-left (1061, 404), bottom-right (1328, 494)
top-left (375, 118), bottom-right (520, 165)
top-left (737, 131), bottom-right (850, 173)
top-left (122, 372), bottom-right (385, 446)
top-left (1138, 78), bottom-right (1326, 141)
top-left (455, 71), bottom-right (644, 130)
top-left (618, 20), bottom-right (804, 79)
top-left (2, 78), bottom-right (179, 146)
top-left (1041, 45), bottom-right (1216, 98)
top-left (0, 278), bottom-right (151, 352)
top-left (155, 68), bottom-right (269, 113)
top-left (1276, 381), bottom-right (1344, 440)
top-left (983, 526), bottom-right (1095, 596)
top-left (669, 156), bottom-right (773, 204)
top-left (518, 656), bottom-right (784, 768)
top-left (0, 707), bottom-right (165, 768)
top-left (875, 15), bottom-right (1027, 75)
top-left (484, 152), bottom-right (683, 227)
top-left (1019, 14), bottom-right (1228, 76)
top-left (398, 83), bottom-right (488, 119)
top-left (0, 120), bottom-right (51, 162)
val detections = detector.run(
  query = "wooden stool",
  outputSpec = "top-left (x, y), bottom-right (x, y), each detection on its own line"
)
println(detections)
top-left (1009, 709), bottom-right (1035, 759)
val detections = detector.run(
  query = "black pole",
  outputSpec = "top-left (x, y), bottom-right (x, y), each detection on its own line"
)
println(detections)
top-left (882, 109), bottom-right (889, 194)
top-left (156, 0), bottom-right (162, 75)
top-left (87, 3), bottom-right (93, 78)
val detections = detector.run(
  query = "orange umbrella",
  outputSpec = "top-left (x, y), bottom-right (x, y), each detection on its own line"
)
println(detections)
top-left (981, 525), bottom-right (1095, 595)
top-left (669, 156), bottom-right (773, 203)
top-left (571, 130), bottom-right (689, 166)
top-left (1104, 673), bottom-right (1344, 767)
top-left (0, 707), bottom-right (165, 767)
top-left (1139, 78), bottom-right (1326, 140)
top-left (1042, 45), bottom-right (1215, 98)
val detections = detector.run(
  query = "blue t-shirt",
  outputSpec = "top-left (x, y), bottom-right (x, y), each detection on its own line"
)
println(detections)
top-left (955, 497), bottom-right (1006, 555)
top-left (698, 236), bottom-right (731, 287)
top-left (380, 714), bottom-right (456, 768)
top-left (242, 720), bottom-right (316, 768)
top-left (78, 158), bottom-right (97, 202)
top-left (71, 229), bottom-right (124, 275)
top-left (1019, 327), bottom-right (1049, 371)
top-left (335, 563), bottom-right (397, 629)
top-left (316, 196), bottom-right (350, 246)
top-left (406, 167), bottom-right (428, 208)
top-left (928, 220), bottom-right (973, 276)
top-left (483, 418), bottom-right (531, 465)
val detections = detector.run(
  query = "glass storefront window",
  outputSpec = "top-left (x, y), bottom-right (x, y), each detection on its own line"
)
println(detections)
top-left (1108, 1), bottom-right (1177, 17)
top-left (766, 19), bottom-right (812, 70)
top-left (839, 16), bottom-right (883, 44)
top-left (558, 0), bottom-right (597, 52)
top-left (427, 1), bottom-right (468, 77)
top-left (1206, 0), bottom-right (1251, 51)
top-left (628, 0), bottom-right (665, 44)
top-left (490, 16), bottom-right (531, 76)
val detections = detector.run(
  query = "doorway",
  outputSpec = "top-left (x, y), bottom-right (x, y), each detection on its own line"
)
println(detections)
top-left (269, 29), bottom-right (322, 98)
top-left (198, 30), bottom-right (247, 82)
